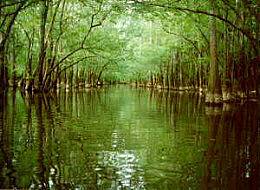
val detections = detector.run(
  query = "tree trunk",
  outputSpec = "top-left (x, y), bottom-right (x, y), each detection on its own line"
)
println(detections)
top-left (0, 48), bottom-right (8, 91)
top-left (205, 0), bottom-right (222, 105)
top-left (35, 0), bottom-right (49, 91)
top-left (0, 3), bottom-right (24, 91)
top-left (11, 38), bottom-right (17, 89)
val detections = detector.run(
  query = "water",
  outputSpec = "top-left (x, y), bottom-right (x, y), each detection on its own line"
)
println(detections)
top-left (0, 86), bottom-right (259, 189)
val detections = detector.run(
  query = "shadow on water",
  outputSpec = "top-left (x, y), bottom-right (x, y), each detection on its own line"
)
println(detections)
top-left (203, 102), bottom-right (260, 190)
top-left (0, 86), bottom-right (259, 189)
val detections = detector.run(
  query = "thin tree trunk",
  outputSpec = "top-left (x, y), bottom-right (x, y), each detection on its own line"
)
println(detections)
top-left (0, 48), bottom-right (8, 91)
top-left (36, 0), bottom-right (49, 91)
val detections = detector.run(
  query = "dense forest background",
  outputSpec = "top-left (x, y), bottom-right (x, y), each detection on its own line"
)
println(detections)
top-left (0, 0), bottom-right (259, 104)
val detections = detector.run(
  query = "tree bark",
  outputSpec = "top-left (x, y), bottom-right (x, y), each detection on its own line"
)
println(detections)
top-left (0, 47), bottom-right (8, 91)
top-left (205, 0), bottom-right (222, 105)
top-left (35, 0), bottom-right (49, 91)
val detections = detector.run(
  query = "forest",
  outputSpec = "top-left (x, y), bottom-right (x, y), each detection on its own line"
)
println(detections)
top-left (0, 0), bottom-right (259, 104)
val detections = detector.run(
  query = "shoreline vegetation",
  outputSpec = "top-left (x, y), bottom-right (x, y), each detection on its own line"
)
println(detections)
top-left (6, 79), bottom-right (259, 105)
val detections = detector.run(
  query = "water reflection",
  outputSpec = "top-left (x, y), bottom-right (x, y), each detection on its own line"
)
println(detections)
top-left (0, 90), bottom-right (17, 189)
top-left (95, 150), bottom-right (144, 189)
top-left (0, 86), bottom-right (259, 189)
top-left (203, 103), bottom-right (260, 190)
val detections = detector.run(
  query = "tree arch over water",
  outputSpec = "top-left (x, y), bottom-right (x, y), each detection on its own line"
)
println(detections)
top-left (0, 0), bottom-right (259, 103)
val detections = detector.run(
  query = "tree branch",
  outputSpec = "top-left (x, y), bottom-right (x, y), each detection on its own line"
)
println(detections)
top-left (0, 2), bottom-right (24, 49)
top-left (81, 2), bottom-right (107, 48)
top-left (162, 26), bottom-right (201, 53)
top-left (0, 0), bottom-right (27, 9)
top-left (54, 2), bottom-right (107, 72)
top-left (133, 1), bottom-right (256, 46)
top-left (58, 55), bottom-right (96, 74)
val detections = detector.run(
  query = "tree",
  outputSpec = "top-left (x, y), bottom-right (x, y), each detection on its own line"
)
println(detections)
top-left (0, 1), bottom-right (25, 90)
top-left (205, 0), bottom-right (222, 104)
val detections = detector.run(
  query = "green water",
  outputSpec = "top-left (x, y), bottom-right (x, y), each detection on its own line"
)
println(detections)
top-left (0, 86), bottom-right (259, 189)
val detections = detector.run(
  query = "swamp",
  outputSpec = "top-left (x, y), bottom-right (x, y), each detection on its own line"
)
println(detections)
top-left (0, 0), bottom-right (260, 189)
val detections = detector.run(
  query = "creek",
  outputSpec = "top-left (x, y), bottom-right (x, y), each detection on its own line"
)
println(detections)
top-left (0, 86), bottom-right (259, 189)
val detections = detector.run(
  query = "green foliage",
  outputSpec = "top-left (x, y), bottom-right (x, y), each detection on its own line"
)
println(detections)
top-left (2, 0), bottom-right (258, 90)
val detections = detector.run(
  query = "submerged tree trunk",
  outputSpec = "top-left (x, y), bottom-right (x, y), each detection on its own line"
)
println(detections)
top-left (205, 0), bottom-right (222, 105)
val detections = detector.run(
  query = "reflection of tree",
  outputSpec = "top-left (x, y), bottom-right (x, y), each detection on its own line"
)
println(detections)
top-left (24, 92), bottom-right (34, 148)
top-left (147, 90), bottom-right (206, 189)
top-left (0, 90), bottom-right (17, 189)
top-left (30, 91), bottom-right (106, 189)
top-left (203, 106), bottom-right (222, 189)
top-left (34, 92), bottom-right (78, 189)
top-left (203, 103), bottom-right (260, 189)
top-left (4, 87), bottom-right (258, 189)
top-left (35, 94), bottom-right (48, 189)
top-left (153, 91), bottom-right (204, 133)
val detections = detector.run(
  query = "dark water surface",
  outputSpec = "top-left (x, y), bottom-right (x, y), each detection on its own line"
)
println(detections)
top-left (0, 86), bottom-right (259, 189)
